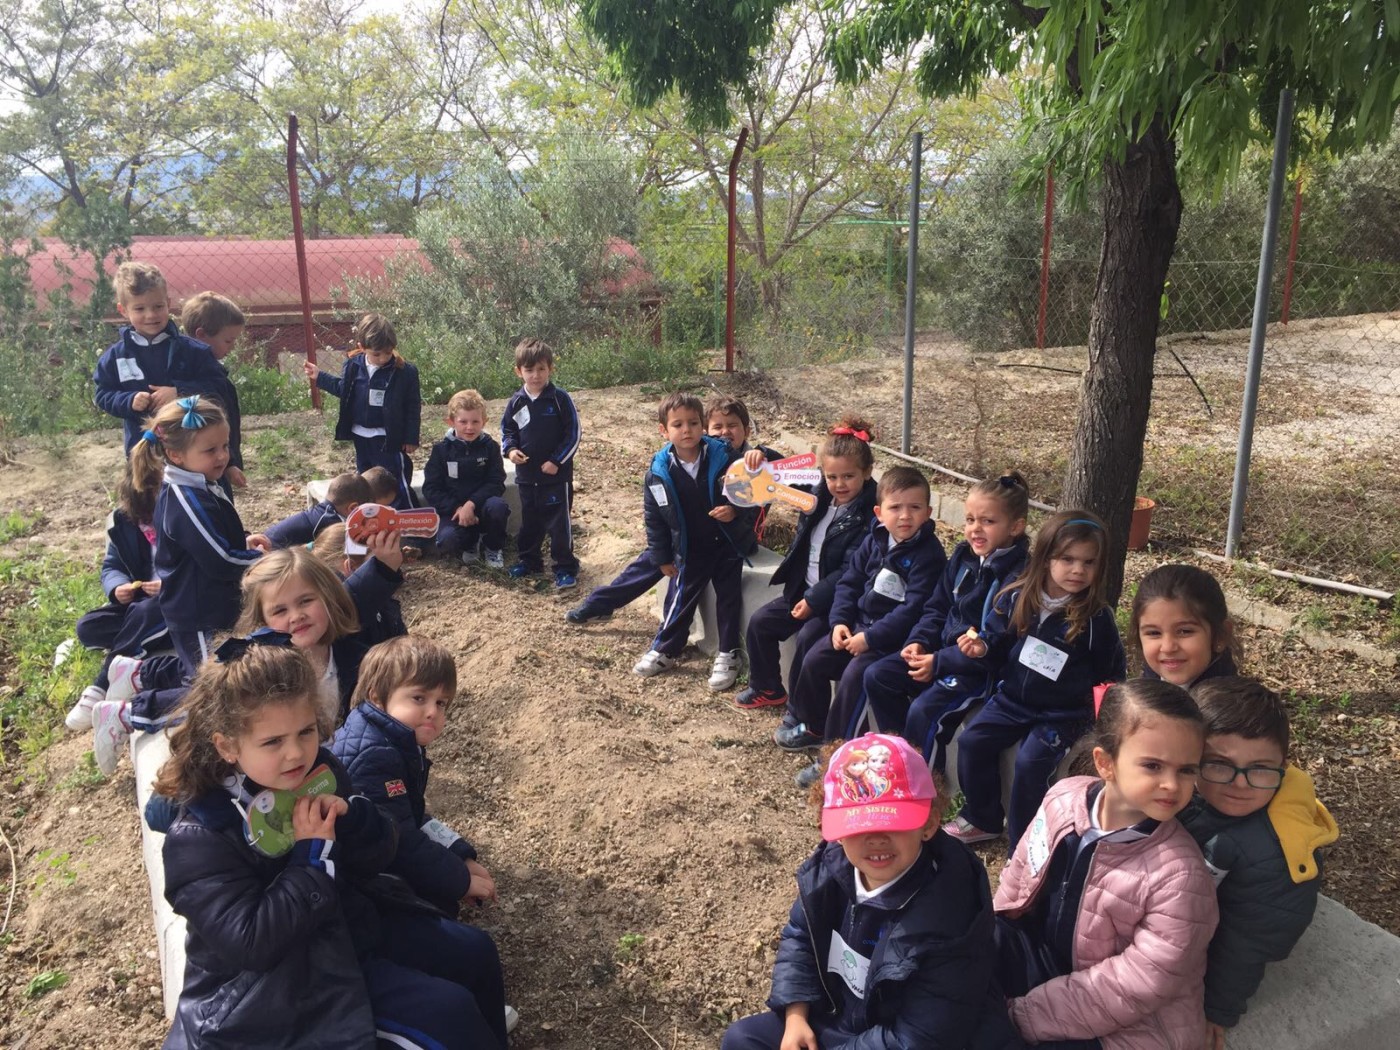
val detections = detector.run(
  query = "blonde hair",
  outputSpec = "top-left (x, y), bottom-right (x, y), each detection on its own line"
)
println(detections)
top-left (116, 261), bottom-right (167, 305)
top-left (236, 548), bottom-right (359, 644)
top-left (447, 389), bottom-right (486, 417)
top-left (180, 291), bottom-right (245, 337)
top-left (153, 645), bottom-right (325, 801)
top-left (127, 396), bottom-right (230, 510)
top-left (310, 523), bottom-right (365, 572)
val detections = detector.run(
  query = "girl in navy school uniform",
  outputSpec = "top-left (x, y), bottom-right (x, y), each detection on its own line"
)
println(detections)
top-left (89, 396), bottom-right (262, 775)
top-left (1129, 563), bottom-right (1238, 688)
top-left (861, 471), bottom-right (1032, 769)
top-left (944, 510), bottom-right (1126, 852)
top-left (304, 313), bottom-right (422, 510)
top-left (154, 641), bottom-right (505, 1050)
top-left (734, 417), bottom-right (878, 710)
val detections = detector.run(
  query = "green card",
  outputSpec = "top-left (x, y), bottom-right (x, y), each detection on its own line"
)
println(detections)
top-left (245, 764), bottom-right (338, 857)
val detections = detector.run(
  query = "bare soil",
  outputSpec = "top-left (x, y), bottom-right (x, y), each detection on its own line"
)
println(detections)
top-left (0, 358), bottom-right (1395, 1049)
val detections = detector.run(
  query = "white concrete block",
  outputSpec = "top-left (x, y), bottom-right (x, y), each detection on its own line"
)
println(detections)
top-left (306, 462), bottom-right (522, 537)
top-left (132, 730), bottom-right (184, 1020)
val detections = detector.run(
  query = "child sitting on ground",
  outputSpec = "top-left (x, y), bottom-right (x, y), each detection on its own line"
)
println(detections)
top-left (179, 290), bottom-right (248, 495)
top-left (331, 636), bottom-right (499, 918)
top-left (994, 679), bottom-right (1218, 1050)
top-left (424, 389), bottom-right (510, 569)
top-left (776, 466), bottom-right (946, 788)
top-left (1130, 563), bottom-right (1238, 688)
top-left (312, 524), bottom-right (408, 646)
top-left (501, 338), bottom-right (581, 588)
top-left (1181, 677), bottom-right (1338, 1048)
top-left (722, 732), bottom-right (1018, 1050)
top-left (249, 472), bottom-right (371, 551)
top-left (735, 417), bottom-right (877, 711)
top-left (361, 465), bottom-right (402, 509)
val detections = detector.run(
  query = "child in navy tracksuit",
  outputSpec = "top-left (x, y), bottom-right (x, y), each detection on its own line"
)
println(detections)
top-left (64, 469), bottom-right (169, 733)
top-left (92, 263), bottom-right (243, 493)
top-left (628, 393), bottom-right (758, 685)
top-left (178, 290), bottom-right (249, 499)
top-left (312, 523), bottom-right (408, 647)
top-left (723, 733), bottom-right (1019, 1050)
top-left (775, 467), bottom-right (946, 788)
top-left (500, 338), bottom-right (580, 587)
top-left (154, 641), bottom-right (506, 1050)
top-left (305, 313), bottom-right (422, 510)
top-left (249, 472), bottom-right (371, 551)
top-left (736, 417), bottom-right (877, 711)
top-left (331, 637), bottom-right (499, 915)
top-left (945, 510), bottom-right (1126, 852)
top-left (424, 389), bottom-right (510, 567)
top-left (862, 472), bottom-right (1032, 769)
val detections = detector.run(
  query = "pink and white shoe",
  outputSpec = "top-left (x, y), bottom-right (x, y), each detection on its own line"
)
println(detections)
top-left (943, 814), bottom-right (1001, 845)
top-left (64, 685), bottom-right (106, 731)
top-left (92, 700), bottom-right (131, 777)
top-left (105, 657), bottom-right (143, 707)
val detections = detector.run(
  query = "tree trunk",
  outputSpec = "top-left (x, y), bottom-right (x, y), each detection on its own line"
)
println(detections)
top-left (1062, 117), bottom-right (1182, 605)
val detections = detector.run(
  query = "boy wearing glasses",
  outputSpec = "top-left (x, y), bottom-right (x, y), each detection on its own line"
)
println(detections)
top-left (1181, 677), bottom-right (1339, 1050)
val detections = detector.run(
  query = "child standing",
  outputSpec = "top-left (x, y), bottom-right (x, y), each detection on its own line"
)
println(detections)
top-left (946, 511), bottom-right (1126, 849)
top-left (305, 313), bottom-right (422, 510)
top-left (500, 338), bottom-right (580, 587)
top-left (179, 290), bottom-right (248, 495)
top-left (424, 389), bottom-right (510, 568)
top-left (736, 418), bottom-right (877, 710)
top-left (1181, 677), bottom-right (1337, 1047)
top-left (154, 642), bottom-right (506, 1049)
top-left (775, 467), bottom-right (946, 788)
top-left (1130, 564), bottom-right (1238, 687)
top-left (862, 472), bottom-right (1031, 768)
top-left (249, 472), bottom-right (372, 551)
top-left (722, 732), bottom-right (1018, 1050)
top-left (93, 263), bottom-right (235, 466)
top-left (994, 679), bottom-right (1218, 1050)
top-left (332, 637), bottom-right (499, 918)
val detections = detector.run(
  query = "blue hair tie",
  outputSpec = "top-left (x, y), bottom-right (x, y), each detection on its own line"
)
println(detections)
top-left (176, 395), bottom-right (207, 430)
top-left (1066, 518), bottom-right (1101, 529)
top-left (142, 429), bottom-right (161, 445)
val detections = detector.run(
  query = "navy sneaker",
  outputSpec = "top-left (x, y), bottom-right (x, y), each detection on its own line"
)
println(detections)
top-left (773, 722), bottom-right (823, 751)
top-left (507, 563), bottom-right (537, 579)
top-left (735, 686), bottom-right (788, 711)
top-left (553, 571), bottom-right (578, 591)
top-left (565, 603), bottom-right (612, 625)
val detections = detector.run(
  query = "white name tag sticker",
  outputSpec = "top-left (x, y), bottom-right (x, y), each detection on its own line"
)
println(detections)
top-left (420, 817), bottom-right (460, 849)
top-left (368, 388), bottom-right (386, 407)
top-left (1019, 640), bottom-right (1068, 681)
top-left (1026, 812), bottom-right (1051, 876)
top-left (649, 483), bottom-right (669, 507)
top-left (872, 567), bottom-right (907, 602)
top-left (447, 461), bottom-right (459, 479)
top-left (116, 358), bottom-right (145, 383)
top-left (513, 404), bottom-right (531, 430)
top-left (826, 930), bottom-right (870, 1000)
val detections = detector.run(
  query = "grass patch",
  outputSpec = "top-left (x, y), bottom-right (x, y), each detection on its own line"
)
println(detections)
top-left (244, 424), bottom-right (312, 479)
top-left (0, 555), bottom-right (104, 772)
top-left (0, 510), bottom-right (41, 545)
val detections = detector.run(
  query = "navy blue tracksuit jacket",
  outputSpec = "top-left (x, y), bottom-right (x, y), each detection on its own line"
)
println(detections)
top-left (317, 355), bottom-right (422, 451)
top-left (422, 431), bottom-right (506, 517)
top-left (264, 500), bottom-right (345, 549)
top-left (827, 521), bottom-right (947, 655)
top-left (499, 382), bottom-right (579, 485)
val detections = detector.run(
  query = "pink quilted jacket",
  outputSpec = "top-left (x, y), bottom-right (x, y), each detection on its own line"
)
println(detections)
top-left (995, 776), bottom-right (1218, 1050)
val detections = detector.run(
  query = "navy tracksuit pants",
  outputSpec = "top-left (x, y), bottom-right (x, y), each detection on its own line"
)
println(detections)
top-left (367, 911), bottom-right (508, 1049)
top-left (434, 496), bottom-right (510, 556)
top-left (744, 594), bottom-right (828, 698)
top-left (515, 481), bottom-right (578, 574)
top-left (76, 597), bottom-right (169, 689)
top-left (862, 652), bottom-right (986, 772)
top-left (580, 550), bottom-right (663, 613)
top-left (788, 633), bottom-right (885, 741)
top-left (651, 545), bottom-right (743, 657)
top-left (956, 695), bottom-right (1089, 850)
top-left (723, 1010), bottom-right (855, 1049)
top-left (352, 435), bottom-right (416, 510)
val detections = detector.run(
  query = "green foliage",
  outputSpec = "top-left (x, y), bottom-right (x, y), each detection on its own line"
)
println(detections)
top-left (0, 556), bottom-right (105, 768)
top-left (349, 142), bottom-right (657, 398)
top-left (32, 849), bottom-right (79, 892)
top-left (24, 970), bottom-right (69, 999)
top-left (0, 511), bottom-right (41, 545)
top-left (231, 364), bottom-right (313, 417)
top-left (614, 932), bottom-right (645, 962)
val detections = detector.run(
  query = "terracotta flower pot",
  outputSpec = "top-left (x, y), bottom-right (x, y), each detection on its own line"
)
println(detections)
top-left (1127, 496), bottom-right (1156, 551)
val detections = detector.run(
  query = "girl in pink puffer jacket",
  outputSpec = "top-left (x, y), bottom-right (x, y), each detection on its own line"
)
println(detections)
top-left (993, 680), bottom-right (1219, 1050)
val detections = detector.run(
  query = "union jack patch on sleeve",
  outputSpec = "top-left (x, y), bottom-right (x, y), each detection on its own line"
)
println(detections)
top-left (385, 779), bottom-right (407, 797)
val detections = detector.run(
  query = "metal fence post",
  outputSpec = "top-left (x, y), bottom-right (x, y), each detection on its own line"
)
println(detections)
top-left (1036, 164), bottom-right (1055, 350)
top-left (901, 132), bottom-right (922, 455)
top-left (1225, 89), bottom-right (1293, 559)
top-left (725, 128), bottom-right (749, 373)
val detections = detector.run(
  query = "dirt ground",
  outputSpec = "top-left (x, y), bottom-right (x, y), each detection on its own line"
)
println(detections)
top-left (0, 357), bottom-right (1396, 1049)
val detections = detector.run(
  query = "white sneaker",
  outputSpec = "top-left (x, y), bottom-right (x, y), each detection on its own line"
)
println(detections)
top-left (64, 685), bottom-right (106, 731)
top-left (633, 649), bottom-right (676, 678)
top-left (483, 548), bottom-right (505, 570)
top-left (504, 1005), bottom-right (519, 1034)
top-left (53, 638), bottom-right (76, 670)
top-left (708, 649), bottom-right (742, 691)
top-left (460, 545), bottom-right (480, 566)
top-left (106, 656), bottom-right (143, 706)
top-left (92, 700), bottom-right (130, 776)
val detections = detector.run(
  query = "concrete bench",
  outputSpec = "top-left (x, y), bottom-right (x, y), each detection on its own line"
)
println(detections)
top-left (306, 462), bottom-right (522, 538)
top-left (132, 730), bottom-right (183, 1019)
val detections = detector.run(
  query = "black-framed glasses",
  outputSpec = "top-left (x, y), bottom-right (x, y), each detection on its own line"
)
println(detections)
top-left (1199, 760), bottom-right (1285, 790)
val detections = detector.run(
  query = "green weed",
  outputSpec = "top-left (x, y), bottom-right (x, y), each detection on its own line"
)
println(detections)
top-left (615, 932), bottom-right (646, 962)
top-left (24, 970), bottom-right (69, 999)
top-left (58, 753), bottom-right (106, 790)
top-left (244, 425), bottom-right (310, 479)
top-left (0, 510), bottom-right (40, 545)
top-left (32, 848), bottom-right (79, 892)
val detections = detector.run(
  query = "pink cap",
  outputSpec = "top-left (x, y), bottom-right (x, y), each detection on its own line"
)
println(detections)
top-left (820, 733), bottom-right (937, 842)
